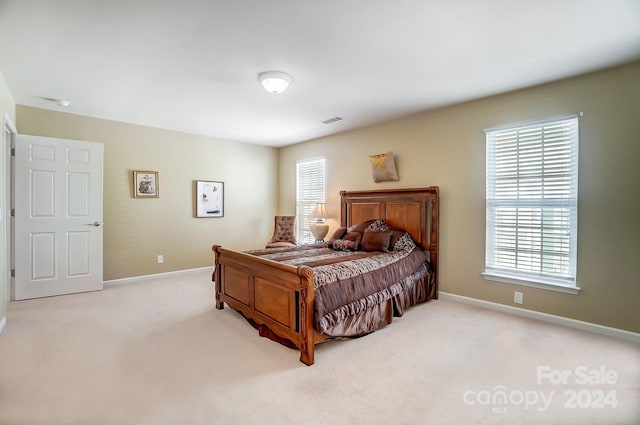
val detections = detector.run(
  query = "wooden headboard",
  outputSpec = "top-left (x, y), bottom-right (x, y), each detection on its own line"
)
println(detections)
top-left (340, 187), bottom-right (439, 290)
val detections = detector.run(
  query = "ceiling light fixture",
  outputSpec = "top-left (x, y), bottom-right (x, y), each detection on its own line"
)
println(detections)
top-left (258, 71), bottom-right (292, 94)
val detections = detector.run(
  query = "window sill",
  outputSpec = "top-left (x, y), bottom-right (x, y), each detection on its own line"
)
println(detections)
top-left (482, 272), bottom-right (581, 295)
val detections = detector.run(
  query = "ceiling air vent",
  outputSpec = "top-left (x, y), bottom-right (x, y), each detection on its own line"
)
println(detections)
top-left (321, 116), bottom-right (343, 125)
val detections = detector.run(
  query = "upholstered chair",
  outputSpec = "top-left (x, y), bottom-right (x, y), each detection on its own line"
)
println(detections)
top-left (266, 216), bottom-right (297, 248)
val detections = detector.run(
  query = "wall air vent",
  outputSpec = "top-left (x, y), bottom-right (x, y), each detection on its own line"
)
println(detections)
top-left (321, 116), bottom-right (343, 125)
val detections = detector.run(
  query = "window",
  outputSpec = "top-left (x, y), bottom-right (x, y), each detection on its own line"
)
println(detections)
top-left (296, 157), bottom-right (325, 244)
top-left (484, 115), bottom-right (579, 293)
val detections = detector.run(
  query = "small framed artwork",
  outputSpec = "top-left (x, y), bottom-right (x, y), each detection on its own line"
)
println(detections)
top-left (368, 151), bottom-right (399, 183)
top-left (196, 180), bottom-right (224, 218)
top-left (133, 171), bottom-right (159, 198)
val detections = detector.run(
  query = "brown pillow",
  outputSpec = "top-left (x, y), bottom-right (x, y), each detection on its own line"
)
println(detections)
top-left (362, 229), bottom-right (393, 252)
top-left (327, 227), bottom-right (347, 248)
top-left (330, 231), bottom-right (362, 251)
top-left (343, 231), bottom-right (362, 242)
top-left (348, 219), bottom-right (378, 233)
top-left (329, 227), bottom-right (347, 242)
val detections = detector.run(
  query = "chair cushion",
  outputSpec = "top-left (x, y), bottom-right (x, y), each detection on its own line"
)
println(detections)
top-left (266, 241), bottom-right (297, 248)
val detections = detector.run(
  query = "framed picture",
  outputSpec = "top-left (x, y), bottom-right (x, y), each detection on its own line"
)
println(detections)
top-left (133, 171), bottom-right (159, 198)
top-left (196, 180), bottom-right (224, 218)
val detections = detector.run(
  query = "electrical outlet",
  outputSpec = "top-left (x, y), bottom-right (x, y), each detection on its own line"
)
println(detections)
top-left (157, 255), bottom-right (164, 264)
top-left (514, 291), bottom-right (523, 305)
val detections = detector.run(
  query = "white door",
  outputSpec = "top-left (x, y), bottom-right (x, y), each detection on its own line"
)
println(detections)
top-left (14, 135), bottom-right (103, 300)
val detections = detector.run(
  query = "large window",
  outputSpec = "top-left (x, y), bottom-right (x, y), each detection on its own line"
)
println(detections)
top-left (484, 115), bottom-right (579, 293)
top-left (296, 157), bottom-right (325, 244)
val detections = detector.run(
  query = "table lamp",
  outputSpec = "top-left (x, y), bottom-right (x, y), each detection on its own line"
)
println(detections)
top-left (310, 203), bottom-right (330, 243)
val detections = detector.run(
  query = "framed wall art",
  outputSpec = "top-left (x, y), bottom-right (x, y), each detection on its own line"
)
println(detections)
top-left (133, 171), bottom-right (159, 198)
top-left (196, 180), bottom-right (224, 218)
top-left (368, 151), bottom-right (399, 183)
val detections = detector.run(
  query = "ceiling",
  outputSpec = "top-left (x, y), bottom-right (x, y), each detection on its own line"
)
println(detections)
top-left (1, 1), bottom-right (639, 147)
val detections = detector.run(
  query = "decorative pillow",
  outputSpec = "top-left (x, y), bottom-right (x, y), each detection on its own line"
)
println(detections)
top-left (330, 231), bottom-right (362, 251)
top-left (369, 151), bottom-right (399, 183)
top-left (333, 239), bottom-right (359, 252)
top-left (390, 231), bottom-right (416, 252)
top-left (343, 231), bottom-right (362, 242)
top-left (389, 230), bottom-right (407, 250)
top-left (391, 232), bottom-right (417, 251)
top-left (347, 219), bottom-right (378, 233)
top-left (326, 227), bottom-right (348, 247)
top-left (367, 219), bottom-right (390, 231)
top-left (362, 229), bottom-right (393, 252)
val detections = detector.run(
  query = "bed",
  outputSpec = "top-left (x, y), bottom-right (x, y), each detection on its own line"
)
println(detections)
top-left (212, 187), bottom-right (439, 365)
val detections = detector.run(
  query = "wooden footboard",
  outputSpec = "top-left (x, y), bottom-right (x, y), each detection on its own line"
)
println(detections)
top-left (212, 245), bottom-right (319, 365)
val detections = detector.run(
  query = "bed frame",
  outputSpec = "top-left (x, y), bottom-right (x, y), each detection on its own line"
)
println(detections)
top-left (212, 187), bottom-right (439, 365)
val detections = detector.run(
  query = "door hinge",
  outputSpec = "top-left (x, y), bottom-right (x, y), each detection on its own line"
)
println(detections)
top-left (11, 269), bottom-right (15, 278)
top-left (10, 148), bottom-right (15, 157)
top-left (10, 209), bottom-right (15, 217)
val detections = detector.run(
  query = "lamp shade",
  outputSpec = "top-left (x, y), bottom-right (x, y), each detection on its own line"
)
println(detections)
top-left (310, 203), bottom-right (329, 221)
top-left (258, 71), bottom-right (292, 94)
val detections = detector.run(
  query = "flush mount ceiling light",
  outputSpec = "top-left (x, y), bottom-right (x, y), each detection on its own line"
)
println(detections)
top-left (258, 71), bottom-right (292, 94)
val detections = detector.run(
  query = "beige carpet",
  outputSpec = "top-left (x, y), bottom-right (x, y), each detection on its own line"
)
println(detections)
top-left (0, 268), bottom-right (638, 425)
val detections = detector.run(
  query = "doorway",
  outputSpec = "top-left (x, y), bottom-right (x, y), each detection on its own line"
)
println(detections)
top-left (1, 113), bottom-right (16, 330)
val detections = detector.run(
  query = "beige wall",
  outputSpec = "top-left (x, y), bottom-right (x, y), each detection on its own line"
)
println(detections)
top-left (279, 61), bottom-right (640, 333)
top-left (17, 107), bottom-right (279, 280)
top-left (0, 70), bottom-right (16, 325)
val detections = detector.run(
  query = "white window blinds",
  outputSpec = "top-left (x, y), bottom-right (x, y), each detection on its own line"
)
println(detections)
top-left (296, 158), bottom-right (326, 244)
top-left (485, 115), bottom-right (579, 287)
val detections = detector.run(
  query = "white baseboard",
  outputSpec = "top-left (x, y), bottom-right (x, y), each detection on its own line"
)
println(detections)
top-left (104, 266), bottom-right (213, 288)
top-left (439, 292), bottom-right (640, 344)
top-left (0, 316), bottom-right (6, 335)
